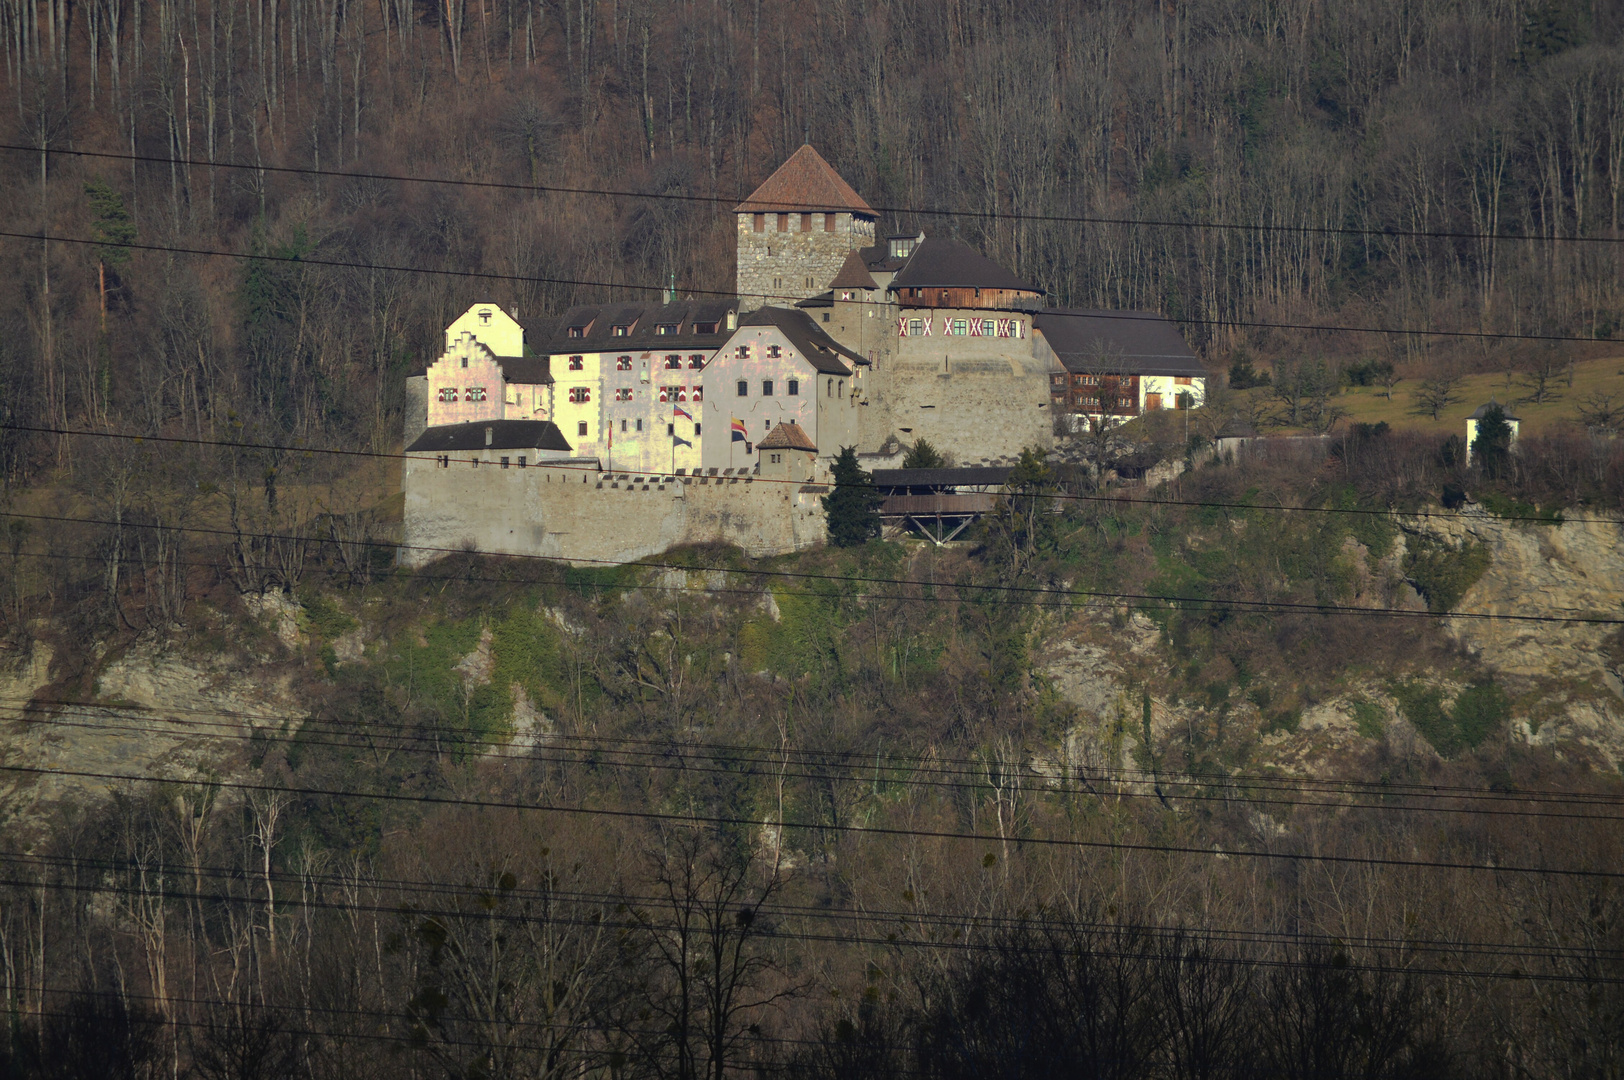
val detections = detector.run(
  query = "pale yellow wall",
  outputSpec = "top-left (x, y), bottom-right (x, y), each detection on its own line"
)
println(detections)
top-left (552, 351), bottom-right (606, 461)
top-left (447, 303), bottom-right (525, 357)
top-left (1140, 375), bottom-right (1206, 411)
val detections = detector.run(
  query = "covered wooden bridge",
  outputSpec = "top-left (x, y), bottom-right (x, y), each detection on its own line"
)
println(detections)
top-left (870, 467), bottom-right (1012, 545)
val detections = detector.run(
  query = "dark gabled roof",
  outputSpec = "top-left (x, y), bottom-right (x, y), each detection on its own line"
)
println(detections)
top-left (497, 357), bottom-right (552, 384)
top-left (1034, 309), bottom-right (1206, 378)
top-left (830, 250), bottom-right (880, 290)
top-left (540, 299), bottom-right (739, 354)
top-left (1468, 401), bottom-right (1521, 421)
top-left (758, 421), bottom-right (817, 452)
top-left (889, 238), bottom-right (1041, 294)
top-left (733, 145), bottom-right (875, 216)
top-left (871, 467), bottom-right (1013, 489)
top-left (739, 307), bottom-right (865, 375)
top-left (795, 291), bottom-right (834, 309)
top-left (405, 420), bottom-right (574, 454)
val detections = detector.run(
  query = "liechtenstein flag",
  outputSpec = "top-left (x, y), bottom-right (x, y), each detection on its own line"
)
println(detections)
top-left (673, 404), bottom-right (694, 422)
top-left (731, 418), bottom-right (748, 442)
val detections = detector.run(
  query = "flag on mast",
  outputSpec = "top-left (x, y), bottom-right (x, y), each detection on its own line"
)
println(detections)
top-left (730, 418), bottom-right (748, 442)
top-left (673, 404), bottom-right (694, 422)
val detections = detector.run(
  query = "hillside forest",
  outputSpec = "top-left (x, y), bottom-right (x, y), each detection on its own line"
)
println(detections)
top-left (1, 0), bottom-right (1624, 457)
top-left (1, 1), bottom-right (1624, 1079)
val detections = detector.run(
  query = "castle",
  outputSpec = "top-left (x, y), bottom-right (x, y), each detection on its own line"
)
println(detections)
top-left (400, 146), bottom-right (1206, 565)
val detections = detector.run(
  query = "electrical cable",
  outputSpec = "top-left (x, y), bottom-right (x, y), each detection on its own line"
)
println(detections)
top-left (9, 142), bottom-right (1624, 247)
top-left (1, 507), bottom-right (1617, 625)
top-left (1, 760), bottom-right (1619, 880)
top-left (0, 227), bottom-right (1619, 344)
top-left (7, 420), bottom-right (1617, 527)
top-left (8, 703), bottom-right (1624, 823)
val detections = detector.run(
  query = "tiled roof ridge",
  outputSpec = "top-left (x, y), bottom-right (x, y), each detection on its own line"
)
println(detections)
top-left (758, 421), bottom-right (817, 451)
top-left (733, 145), bottom-right (875, 216)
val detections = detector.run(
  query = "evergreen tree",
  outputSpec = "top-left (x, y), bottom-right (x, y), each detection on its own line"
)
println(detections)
top-left (822, 446), bottom-right (881, 547)
top-left (84, 178), bottom-right (134, 330)
top-left (902, 438), bottom-right (946, 470)
top-left (1472, 404), bottom-right (1513, 479)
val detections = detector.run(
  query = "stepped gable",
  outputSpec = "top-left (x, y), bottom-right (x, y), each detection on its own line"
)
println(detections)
top-left (733, 145), bottom-right (875, 216)
top-left (758, 421), bottom-right (817, 452)
top-left (829, 250), bottom-right (879, 290)
top-left (1034, 309), bottom-right (1206, 377)
top-left (406, 419), bottom-right (574, 453)
top-left (889, 237), bottom-right (1040, 293)
top-left (741, 307), bottom-right (866, 375)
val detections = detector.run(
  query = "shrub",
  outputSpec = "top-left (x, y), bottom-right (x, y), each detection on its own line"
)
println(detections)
top-left (1403, 537), bottom-right (1490, 613)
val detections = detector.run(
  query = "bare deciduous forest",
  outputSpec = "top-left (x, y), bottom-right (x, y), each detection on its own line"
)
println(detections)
top-left (0, 1), bottom-right (1623, 1077)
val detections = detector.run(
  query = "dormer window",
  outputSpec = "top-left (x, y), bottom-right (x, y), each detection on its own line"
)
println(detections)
top-left (657, 323), bottom-right (680, 336)
top-left (611, 324), bottom-right (630, 336)
top-left (567, 325), bottom-right (585, 338)
top-left (695, 322), bottom-right (718, 335)
top-left (889, 236), bottom-right (918, 259)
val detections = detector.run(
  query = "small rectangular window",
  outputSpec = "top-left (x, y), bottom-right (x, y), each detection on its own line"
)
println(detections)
top-left (776, 213), bottom-right (788, 232)
top-left (762, 380), bottom-right (774, 397)
top-left (745, 441), bottom-right (753, 454)
top-left (694, 423), bottom-right (702, 436)
top-left (787, 379), bottom-right (798, 396)
top-left (636, 419), bottom-right (643, 431)
top-left (688, 354), bottom-right (705, 369)
top-left (567, 326), bottom-right (585, 338)
top-left (668, 423), bottom-right (675, 435)
top-left (766, 344), bottom-right (782, 358)
top-left (568, 356), bottom-right (584, 370)
top-left (617, 356), bottom-right (632, 370)
top-left (621, 419), bottom-right (627, 432)
top-left (665, 354), bottom-right (682, 368)
top-left (799, 212), bottom-right (812, 233)
top-left (518, 456), bottom-right (527, 467)
top-left (501, 457), bottom-right (510, 469)
top-left (753, 213), bottom-right (764, 232)
top-left (577, 421), bottom-right (588, 437)
top-left (824, 212), bottom-right (836, 232)
top-left (737, 380), bottom-right (748, 397)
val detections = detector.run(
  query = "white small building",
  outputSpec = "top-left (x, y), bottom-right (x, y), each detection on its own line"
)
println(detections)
top-left (1465, 401), bottom-right (1520, 462)
top-left (756, 421), bottom-right (820, 482)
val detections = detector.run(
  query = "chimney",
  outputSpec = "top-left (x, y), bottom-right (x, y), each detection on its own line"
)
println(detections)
top-left (485, 426), bottom-right (493, 446)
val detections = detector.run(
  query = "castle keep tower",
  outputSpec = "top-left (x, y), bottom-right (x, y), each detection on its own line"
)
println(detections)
top-left (735, 145), bottom-right (876, 312)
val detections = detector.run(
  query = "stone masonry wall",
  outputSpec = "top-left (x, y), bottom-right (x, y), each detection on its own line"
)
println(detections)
top-left (402, 456), bottom-right (826, 567)
top-left (737, 213), bottom-right (875, 312)
top-left (870, 312), bottom-right (1055, 465)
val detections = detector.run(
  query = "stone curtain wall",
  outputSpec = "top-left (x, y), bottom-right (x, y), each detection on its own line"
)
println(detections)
top-left (736, 213), bottom-right (875, 312)
top-left (402, 457), bottom-right (826, 567)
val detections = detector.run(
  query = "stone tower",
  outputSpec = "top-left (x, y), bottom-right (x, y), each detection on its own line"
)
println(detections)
top-left (735, 145), bottom-right (877, 312)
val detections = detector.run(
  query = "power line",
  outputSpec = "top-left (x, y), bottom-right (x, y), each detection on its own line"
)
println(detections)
top-left (11, 142), bottom-right (1624, 247)
top-left (2, 760), bottom-right (1619, 880)
top-left (15, 695), bottom-right (1624, 805)
top-left (3, 507), bottom-right (1618, 625)
top-left (9, 420), bottom-right (1619, 527)
top-left (10, 704), bottom-right (1624, 823)
top-left (0, 227), bottom-right (1618, 344)
top-left (0, 856), bottom-right (1614, 983)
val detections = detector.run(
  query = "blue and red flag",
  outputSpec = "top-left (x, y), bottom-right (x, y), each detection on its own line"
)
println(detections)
top-left (673, 404), bottom-right (694, 422)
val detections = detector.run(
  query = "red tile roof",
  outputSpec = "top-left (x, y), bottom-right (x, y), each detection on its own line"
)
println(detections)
top-left (758, 421), bottom-right (817, 452)
top-left (734, 145), bottom-right (875, 216)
